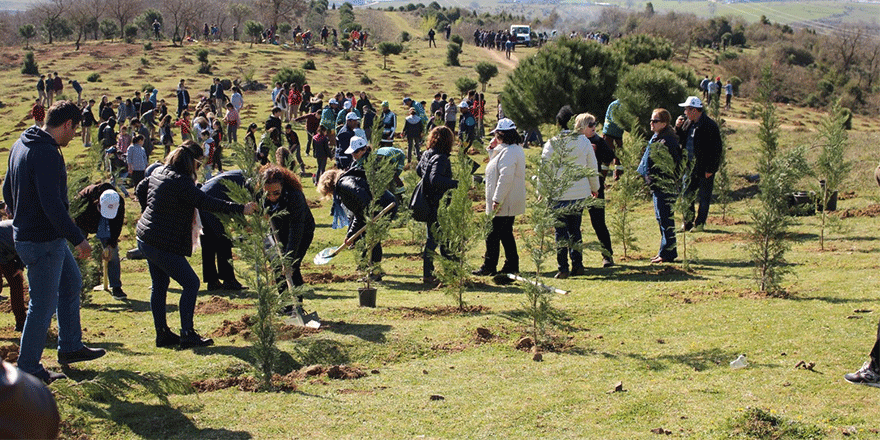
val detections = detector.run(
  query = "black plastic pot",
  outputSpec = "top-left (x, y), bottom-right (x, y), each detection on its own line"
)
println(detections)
top-left (358, 287), bottom-right (377, 308)
top-left (787, 191), bottom-right (815, 216)
top-left (818, 190), bottom-right (838, 212)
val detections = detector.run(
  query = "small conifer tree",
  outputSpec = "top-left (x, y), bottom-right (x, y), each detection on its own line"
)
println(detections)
top-left (708, 92), bottom-right (732, 220)
top-left (434, 149), bottom-right (484, 310)
top-left (355, 150), bottom-right (397, 290)
top-left (223, 140), bottom-right (292, 390)
top-left (521, 133), bottom-right (595, 345)
top-left (748, 67), bottom-right (809, 295)
top-left (815, 101), bottom-right (851, 250)
top-left (648, 138), bottom-right (696, 270)
top-left (608, 132), bottom-right (644, 259)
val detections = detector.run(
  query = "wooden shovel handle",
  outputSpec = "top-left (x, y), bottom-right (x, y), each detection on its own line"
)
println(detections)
top-left (329, 201), bottom-right (397, 258)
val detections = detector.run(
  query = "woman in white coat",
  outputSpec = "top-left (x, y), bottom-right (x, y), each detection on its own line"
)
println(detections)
top-left (473, 118), bottom-right (526, 276)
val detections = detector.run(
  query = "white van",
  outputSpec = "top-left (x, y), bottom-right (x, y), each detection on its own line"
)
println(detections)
top-left (510, 25), bottom-right (531, 47)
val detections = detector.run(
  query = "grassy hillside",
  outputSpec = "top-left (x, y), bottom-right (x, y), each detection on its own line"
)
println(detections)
top-left (2, 9), bottom-right (880, 439)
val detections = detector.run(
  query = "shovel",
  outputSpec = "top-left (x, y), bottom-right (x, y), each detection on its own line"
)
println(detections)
top-left (493, 272), bottom-right (569, 295)
top-left (313, 201), bottom-right (397, 265)
top-left (269, 226), bottom-right (315, 327)
top-left (92, 248), bottom-right (110, 291)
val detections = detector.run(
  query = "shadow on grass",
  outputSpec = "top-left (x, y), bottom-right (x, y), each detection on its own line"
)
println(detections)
top-left (321, 320), bottom-right (392, 343)
top-left (74, 395), bottom-right (252, 439)
top-left (787, 294), bottom-right (877, 304)
top-left (695, 258), bottom-right (755, 269)
top-left (615, 347), bottom-right (783, 372)
top-left (91, 297), bottom-right (156, 313)
top-left (572, 264), bottom-right (706, 282)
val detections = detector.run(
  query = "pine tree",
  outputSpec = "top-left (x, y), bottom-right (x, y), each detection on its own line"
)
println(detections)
top-left (709, 91), bottom-right (732, 221)
top-left (608, 132), bottom-right (644, 259)
top-left (355, 151), bottom-right (397, 289)
top-left (747, 67), bottom-right (809, 295)
top-left (648, 138), bottom-right (696, 270)
top-left (815, 101), bottom-right (851, 250)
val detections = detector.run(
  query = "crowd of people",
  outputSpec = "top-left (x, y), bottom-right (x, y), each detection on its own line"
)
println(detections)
top-left (4, 57), bottom-right (741, 393)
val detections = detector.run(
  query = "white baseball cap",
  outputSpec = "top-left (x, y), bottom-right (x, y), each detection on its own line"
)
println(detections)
top-left (346, 112), bottom-right (361, 121)
top-left (343, 100), bottom-right (352, 110)
top-left (328, 98), bottom-right (338, 105)
top-left (99, 189), bottom-right (120, 219)
top-left (458, 101), bottom-right (469, 108)
top-left (490, 118), bottom-right (517, 133)
top-left (678, 96), bottom-right (703, 108)
top-left (344, 136), bottom-right (369, 155)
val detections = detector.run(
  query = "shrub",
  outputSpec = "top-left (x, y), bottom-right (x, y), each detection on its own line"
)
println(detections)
top-left (611, 33), bottom-right (673, 65)
top-left (474, 61), bottom-right (498, 92)
top-left (302, 59), bottom-right (316, 70)
top-left (87, 72), bottom-right (100, 82)
top-left (360, 73), bottom-right (373, 85)
top-left (272, 67), bottom-right (307, 89)
top-left (715, 50), bottom-right (738, 62)
top-left (728, 75), bottom-right (742, 94)
top-left (804, 93), bottom-right (822, 108)
top-left (141, 83), bottom-right (154, 93)
top-left (450, 34), bottom-right (463, 46)
top-left (501, 38), bottom-right (623, 130)
top-left (124, 24), bottom-right (138, 43)
top-left (143, 42), bottom-right (152, 51)
top-left (614, 63), bottom-right (688, 136)
top-left (446, 42), bottom-right (461, 66)
top-left (400, 31), bottom-right (410, 42)
top-left (454, 77), bottom-right (477, 97)
top-left (817, 79), bottom-right (834, 97)
top-left (21, 51), bottom-right (38, 75)
top-left (376, 41), bottom-right (404, 69)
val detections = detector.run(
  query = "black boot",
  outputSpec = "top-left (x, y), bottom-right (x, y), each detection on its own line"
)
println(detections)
top-left (179, 329), bottom-right (213, 348)
top-left (155, 327), bottom-right (180, 348)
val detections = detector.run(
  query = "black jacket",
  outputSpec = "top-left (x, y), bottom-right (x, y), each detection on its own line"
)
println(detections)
top-left (587, 133), bottom-right (617, 199)
top-left (416, 149), bottom-right (457, 222)
top-left (136, 166), bottom-right (243, 256)
top-left (685, 112), bottom-right (722, 175)
top-left (198, 170), bottom-right (247, 238)
top-left (336, 167), bottom-right (396, 241)
top-left (645, 131), bottom-right (682, 190)
top-left (266, 185), bottom-right (315, 258)
top-left (75, 182), bottom-right (124, 246)
top-left (2, 126), bottom-right (84, 245)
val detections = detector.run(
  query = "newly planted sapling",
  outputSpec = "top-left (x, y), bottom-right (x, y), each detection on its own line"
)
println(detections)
top-left (355, 149), bottom-right (397, 291)
top-left (608, 132), bottom-right (645, 259)
top-left (815, 102), bottom-right (851, 250)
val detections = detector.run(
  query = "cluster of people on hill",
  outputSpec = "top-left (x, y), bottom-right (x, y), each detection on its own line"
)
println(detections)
top-left (699, 75), bottom-right (734, 110)
top-left (473, 28), bottom-right (517, 53)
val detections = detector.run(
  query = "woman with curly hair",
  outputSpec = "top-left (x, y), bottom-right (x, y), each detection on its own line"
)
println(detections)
top-left (261, 164), bottom-right (315, 315)
top-left (416, 126), bottom-right (458, 284)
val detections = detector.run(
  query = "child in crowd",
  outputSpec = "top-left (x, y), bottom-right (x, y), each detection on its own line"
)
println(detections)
top-left (126, 134), bottom-right (148, 188)
top-left (312, 125), bottom-right (330, 186)
top-left (201, 129), bottom-right (216, 180)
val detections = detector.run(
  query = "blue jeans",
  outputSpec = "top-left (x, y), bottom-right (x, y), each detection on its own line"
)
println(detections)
top-left (15, 239), bottom-right (84, 375)
top-left (553, 199), bottom-right (584, 271)
top-left (100, 239), bottom-right (121, 288)
top-left (652, 190), bottom-right (678, 260)
top-left (686, 172), bottom-right (715, 227)
top-left (138, 240), bottom-right (201, 332)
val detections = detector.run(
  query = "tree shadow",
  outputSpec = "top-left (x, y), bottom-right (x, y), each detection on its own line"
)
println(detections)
top-left (577, 264), bottom-right (706, 282)
top-left (786, 295), bottom-right (877, 304)
top-left (320, 320), bottom-right (392, 343)
top-left (74, 395), bottom-right (252, 439)
top-left (729, 184), bottom-right (759, 201)
top-left (695, 258), bottom-right (756, 269)
top-left (92, 298), bottom-right (155, 313)
top-left (618, 347), bottom-right (782, 372)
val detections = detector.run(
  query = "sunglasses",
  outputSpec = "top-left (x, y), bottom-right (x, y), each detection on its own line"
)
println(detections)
top-left (650, 119), bottom-right (662, 123)
top-left (587, 122), bottom-right (596, 128)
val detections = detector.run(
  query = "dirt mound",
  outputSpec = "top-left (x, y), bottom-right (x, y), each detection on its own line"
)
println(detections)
top-left (192, 374), bottom-right (297, 393)
top-left (302, 270), bottom-right (359, 284)
top-left (278, 324), bottom-right (321, 340)
top-left (837, 204), bottom-right (880, 219)
top-left (707, 216), bottom-right (746, 226)
top-left (195, 296), bottom-right (249, 314)
top-left (0, 343), bottom-right (18, 362)
top-left (210, 315), bottom-right (252, 338)
top-left (293, 364), bottom-right (369, 380)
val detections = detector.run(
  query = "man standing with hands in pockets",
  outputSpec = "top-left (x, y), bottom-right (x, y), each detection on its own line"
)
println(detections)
top-left (2, 101), bottom-right (106, 384)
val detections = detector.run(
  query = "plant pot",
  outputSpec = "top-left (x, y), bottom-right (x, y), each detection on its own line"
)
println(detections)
top-left (787, 191), bottom-right (815, 216)
top-left (358, 287), bottom-right (377, 308)
top-left (818, 190), bottom-right (838, 212)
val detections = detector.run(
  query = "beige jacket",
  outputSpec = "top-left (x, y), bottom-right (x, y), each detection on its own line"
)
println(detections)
top-left (485, 142), bottom-right (526, 217)
top-left (541, 132), bottom-right (600, 200)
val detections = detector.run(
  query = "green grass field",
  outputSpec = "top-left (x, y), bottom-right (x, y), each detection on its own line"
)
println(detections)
top-left (1, 19), bottom-right (880, 439)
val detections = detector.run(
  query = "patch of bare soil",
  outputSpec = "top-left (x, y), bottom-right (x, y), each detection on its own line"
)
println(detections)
top-left (210, 315), bottom-right (252, 338)
top-left (302, 270), bottom-right (359, 284)
top-left (278, 324), bottom-right (321, 341)
top-left (192, 374), bottom-right (297, 393)
top-left (838, 191), bottom-right (857, 200)
top-left (0, 343), bottom-right (18, 362)
top-left (706, 216), bottom-right (746, 226)
top-left (692, 232), bottom-right (748, 243)
top-left (194, 296), bottom-right (249, 315)
top-left (836, 204), bottom-right (880, 219)
top-left (391, 305), bottom-right (489, 318)
top-left (666, 288), bottom-right (745, 304)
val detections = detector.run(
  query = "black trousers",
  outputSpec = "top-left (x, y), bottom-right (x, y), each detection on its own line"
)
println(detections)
top-left (587, 205), bottom-right (613, 259)
top-left (482, 215), bottom-right (518, 272)
top-left (200, 233), bottom-right (235, 286)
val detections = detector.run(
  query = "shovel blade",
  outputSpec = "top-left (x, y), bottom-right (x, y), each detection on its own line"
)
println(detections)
top-left (312, 247), bottom-right (336, 265)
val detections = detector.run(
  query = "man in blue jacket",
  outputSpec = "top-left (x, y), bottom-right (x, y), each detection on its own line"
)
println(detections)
top-left (2, 101), bottom-right (106, 384)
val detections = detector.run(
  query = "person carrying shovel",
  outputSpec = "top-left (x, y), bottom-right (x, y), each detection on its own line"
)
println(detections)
top-left (74, 183), bottom-right (126, 300)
